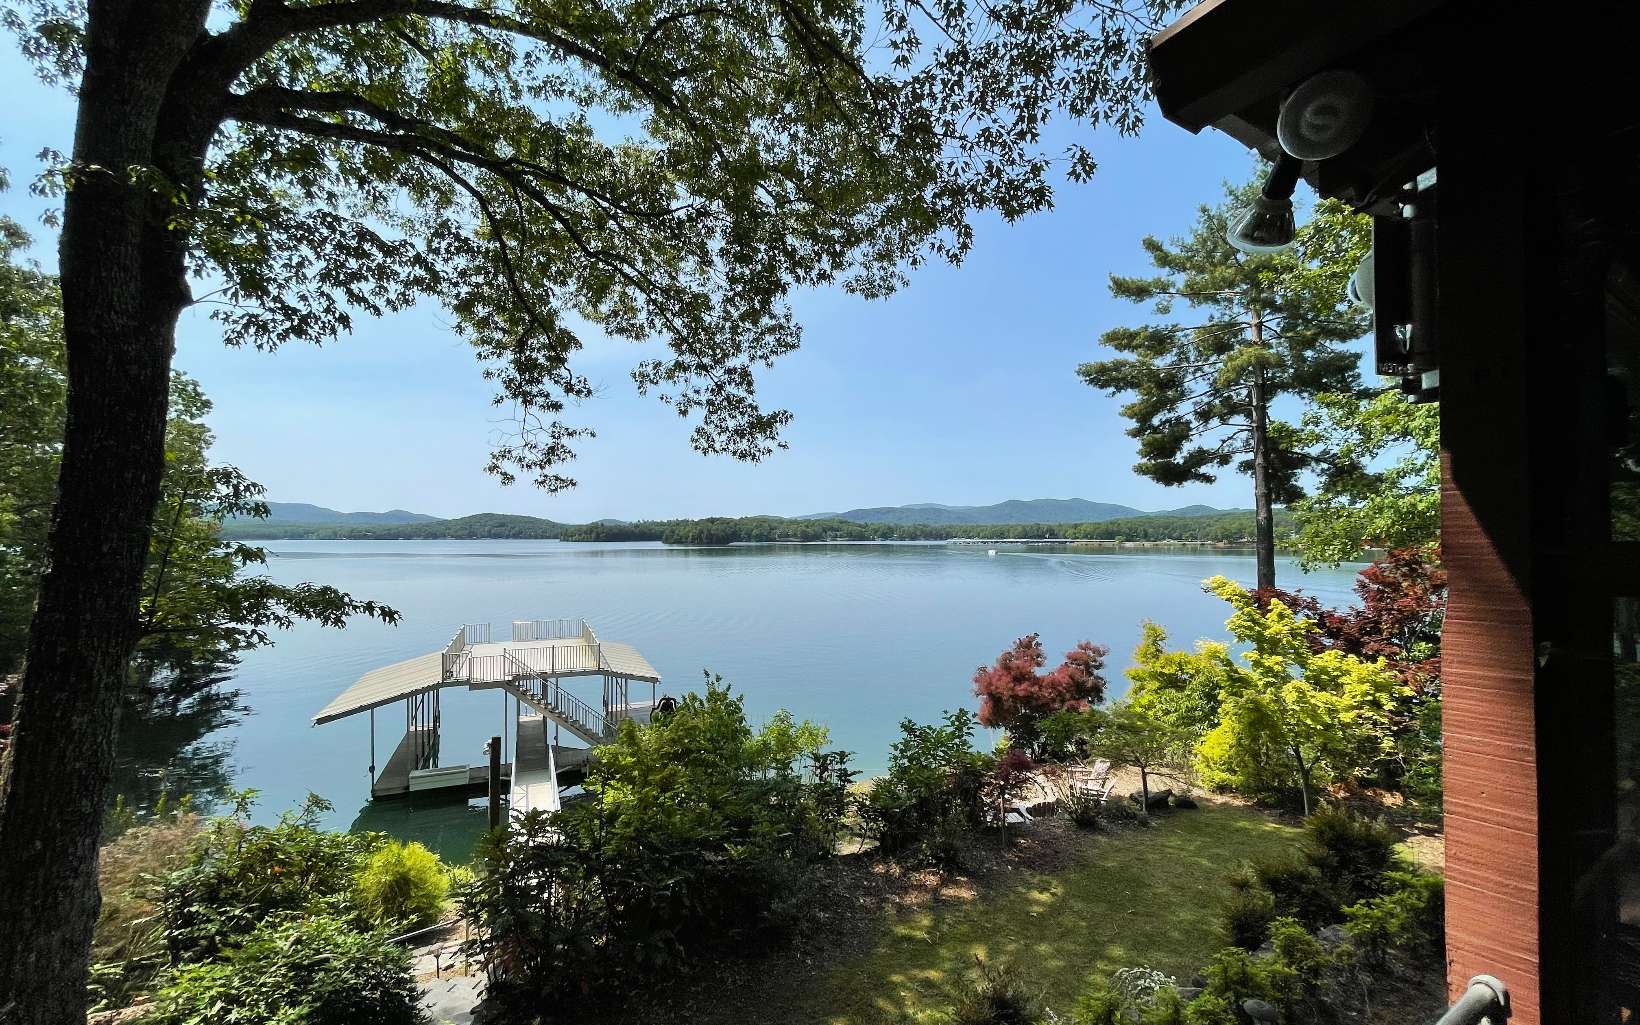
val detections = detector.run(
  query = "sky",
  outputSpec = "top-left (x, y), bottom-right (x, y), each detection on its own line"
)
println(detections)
top-left (0, 50), bottom-right (1364, 524)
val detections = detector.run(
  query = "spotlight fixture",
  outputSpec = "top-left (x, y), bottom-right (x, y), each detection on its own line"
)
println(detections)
top-left (1227, 153), bottom-right (1300, 253)
top-left (1277, 70), bottom-right (1375, 161)
top-left (1347, 251), bottom-right (1375, 309)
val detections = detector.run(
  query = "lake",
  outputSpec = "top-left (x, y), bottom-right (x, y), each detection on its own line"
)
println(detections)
top-left (113, 541), bottom-right (1363, 858)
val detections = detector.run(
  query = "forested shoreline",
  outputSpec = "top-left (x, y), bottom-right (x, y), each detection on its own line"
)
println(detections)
top-left (220, 509), bottom-right (1294, 544)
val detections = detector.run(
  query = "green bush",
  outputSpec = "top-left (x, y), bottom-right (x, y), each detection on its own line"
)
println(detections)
top-left (1180, 992), bottom-right (1237, 1025)
top-left (860, 709), bottom-right (990, 865)
top-left (1220, 807), bottom-right (1404, 942)
top-left (159, 794), bottom-right (386, 961)
top-left (1220, 885), bottom-right (1276, 950)
top-left (353, 840), bottom-right (450, 931)
top-left (1071, 983), bottom-right (1125, 1025)
top-left (146, 916), bottom-right (425, 1025)
top-left (463, 680), bottom-right (853, 1013)
top-left (1304, 806), bottom-right (1399, 904)
top-left (1249, 857), bottom-right (1338, 929)
top-left (1201, 947), bottom-right (1286, 1008)
top-left (950, 958), bottom-right (1042, 1025)
top-left (1343, 870), bottom-right (1445, 966)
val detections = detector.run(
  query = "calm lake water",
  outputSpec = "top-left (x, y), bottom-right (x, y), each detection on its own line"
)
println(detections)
top-left (114, 541), bottom-right (1362, 859)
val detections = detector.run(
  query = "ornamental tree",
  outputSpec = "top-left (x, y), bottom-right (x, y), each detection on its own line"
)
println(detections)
top-left (1191, 576), bottom-right (1404, 815)
top-left (1249, 546), bottom-right (1446, 694)
top-left (0, 1), bottom-right (1184, 1015)
top-left (974, 633), bottom-right (1108, 758)
top-left (1082, 696), bottom-right (1198, 813)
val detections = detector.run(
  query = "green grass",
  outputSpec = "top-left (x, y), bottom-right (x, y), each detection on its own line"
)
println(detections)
top-left (799, 804), bottom-right (1301, 1024)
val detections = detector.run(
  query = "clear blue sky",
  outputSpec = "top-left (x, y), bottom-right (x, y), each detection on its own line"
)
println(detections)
top-left (0, 53), bottom-right (1353, 523)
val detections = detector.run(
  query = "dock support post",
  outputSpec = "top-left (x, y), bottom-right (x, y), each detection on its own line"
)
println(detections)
top-left (369, 709), bottom-right (376, 786)
top-left (488, 735), bottom-right (502, 831)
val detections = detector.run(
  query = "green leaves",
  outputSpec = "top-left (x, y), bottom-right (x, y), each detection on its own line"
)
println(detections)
top-left (1131, 576), bottom-right (1403, 811)
top-left (1078, 180), bottom-right (1369, 499)
top-left (0, 218), bottom-right (397, 681)
top-left (18, 0), bottom-right (1179, 492)
top-left (1291, 390), bottom-right (1440, 566)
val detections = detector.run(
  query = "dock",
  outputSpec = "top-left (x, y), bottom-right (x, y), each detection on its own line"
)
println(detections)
top-left (313, 618), bottom-right (663, 817)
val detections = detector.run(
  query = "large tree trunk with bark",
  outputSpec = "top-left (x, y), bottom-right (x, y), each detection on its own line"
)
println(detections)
top-left (1248, 313), bottom-right (1276, 590)
top-left (0, 7), bottom-right (209, 1021)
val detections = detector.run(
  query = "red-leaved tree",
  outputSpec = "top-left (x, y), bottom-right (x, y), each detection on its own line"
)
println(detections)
top-left (974, 634), bottom-right (1109, 757)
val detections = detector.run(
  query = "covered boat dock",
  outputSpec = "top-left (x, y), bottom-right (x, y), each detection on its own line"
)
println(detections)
top-left (312, 618), bottom-right (661, 817)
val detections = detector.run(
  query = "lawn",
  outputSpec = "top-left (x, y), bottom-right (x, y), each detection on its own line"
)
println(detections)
top-left (790, 803), bottom-right (1302, 1024)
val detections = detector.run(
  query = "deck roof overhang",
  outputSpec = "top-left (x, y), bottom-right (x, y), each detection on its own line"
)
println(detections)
top-left (1149, 0), bottom-right (1451, 215)
top-left (312, 651), bottom-right (444, 725)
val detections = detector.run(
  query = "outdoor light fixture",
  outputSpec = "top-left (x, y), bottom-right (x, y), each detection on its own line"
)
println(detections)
top-left (1348, 251), bottom-right (1375, 309)
top-left (1227, 153), bottom-right (1300, 253)
top-left (1277, 70), bottom-right (1375, 161)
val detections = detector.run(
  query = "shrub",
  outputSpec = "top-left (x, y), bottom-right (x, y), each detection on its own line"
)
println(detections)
top-left (1101, 797), bottom-right (1144, 826)
top-left (1304, 806), bottom-right (1399, 904)
top-left (1071, 983), bottom-right (1125, 1025)
top-left (1180, 993), bottom-right (1237, 1025)
top-left (1220, 807), bottom-right (1403, 942)
top-left (158, 794), bottom-right (385, 961)
top-left (1138, 988), bottom-right (1187, 1025)
top-left (860, 709), bottom-right (990, 864)
top-left (464, 681), bottom-right (851, 1012)
top-left (1221, 886), bottom-right (1276, 950)
top-left (353, 840), bottom-right (450, 931)
top-left (1249, 856), bottom-right (1339, 929)
top-left (950, 958), bottom-right (1042, 1025)
top-left (1201, 947), bottom-right (1285, 1008)
top-left (145, 915), bottom-right (426, 1025)
top-left (1343, 871), bottom-right (1445, 966)
top-left (1064, 788), bottom-right (1105, 829)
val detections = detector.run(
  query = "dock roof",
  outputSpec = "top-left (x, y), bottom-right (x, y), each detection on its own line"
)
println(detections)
top-left (312, 622), bottom-right (663, 726)
top-left (313, 651), bottom-right (443, 725)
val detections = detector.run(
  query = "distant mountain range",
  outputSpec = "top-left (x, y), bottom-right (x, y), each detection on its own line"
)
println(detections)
top-left (245, 498), bottom-right (1242, 532)
top-left (257, 502), bottom-right (441, 525)
top-left (801, 498), bottom-right (1239, 526)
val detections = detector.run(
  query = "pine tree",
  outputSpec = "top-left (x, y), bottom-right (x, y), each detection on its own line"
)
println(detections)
top-left (1079, 183), bottom-right (1369, 587)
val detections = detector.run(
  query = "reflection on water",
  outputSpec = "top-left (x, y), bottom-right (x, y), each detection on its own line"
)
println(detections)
top-left (110, 540), bottom-right (1365, 859)
top-left (112, 674), bottom-right (245, 819)
top-left (349, 793), bottom-right (494, 863)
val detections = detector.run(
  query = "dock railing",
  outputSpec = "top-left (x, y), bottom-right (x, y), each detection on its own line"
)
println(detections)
top-left (440, 628), bottom-right (467, 681)
top-left (510, 618), bottom-right (585, 642)
top-left (497, 649), bottom-right (614, 743)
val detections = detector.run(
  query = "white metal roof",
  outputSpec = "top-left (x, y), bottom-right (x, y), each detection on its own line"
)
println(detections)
top-left (313, 627), bottom-right (663, 727)
top-left (312, 651), bottom-right (443, 725)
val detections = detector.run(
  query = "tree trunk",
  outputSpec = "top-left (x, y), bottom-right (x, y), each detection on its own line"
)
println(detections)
top-left (1139, 766), bottom-right (1151, 817)
top-left (0, 7), bottom-right (209, 1020)
top-left (1249, 312), bottom-right (1276, 590)
top-left (1292, 746), bottom-right (1312, 817)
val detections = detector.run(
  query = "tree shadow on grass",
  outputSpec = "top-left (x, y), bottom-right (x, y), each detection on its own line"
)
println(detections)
top-left (807, 804), bottom-right (1303, 1025)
